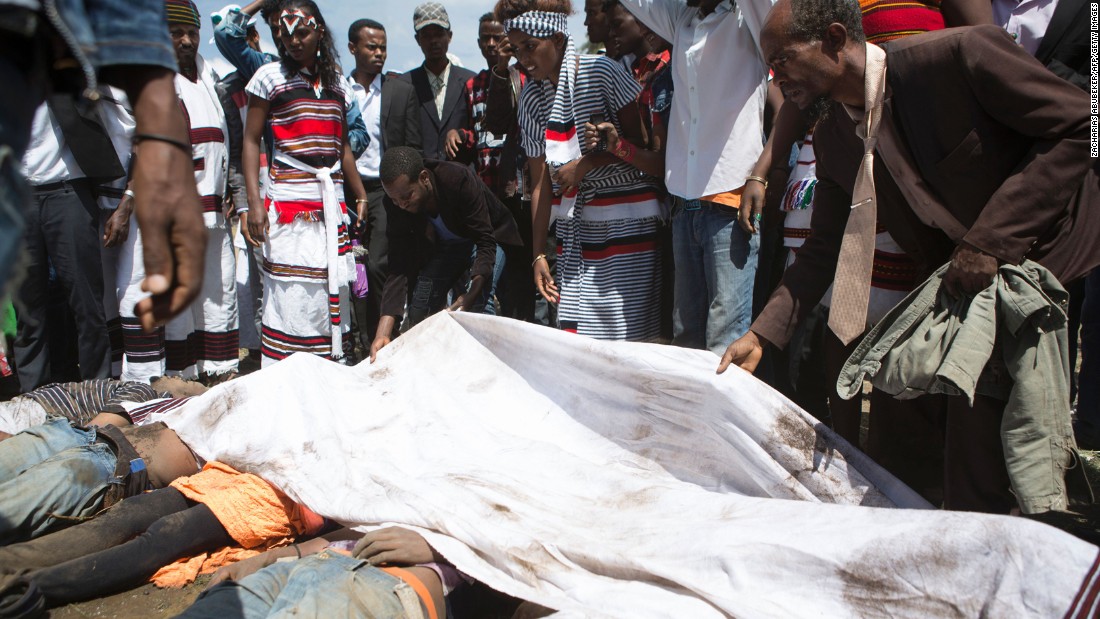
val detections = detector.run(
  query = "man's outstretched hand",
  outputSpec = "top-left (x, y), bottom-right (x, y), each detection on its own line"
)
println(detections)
top-left (111, 66), bottom-right (207, 332)
top-left (716, 330), bottom-right (767, 375)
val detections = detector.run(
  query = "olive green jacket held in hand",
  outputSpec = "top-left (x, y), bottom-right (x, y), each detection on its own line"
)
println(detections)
top-left (838, 261), bottom-right (1076, 515)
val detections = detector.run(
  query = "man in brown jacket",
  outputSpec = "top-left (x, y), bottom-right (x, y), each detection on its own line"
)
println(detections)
top-left (718, 0), bottom-right (1098, 512)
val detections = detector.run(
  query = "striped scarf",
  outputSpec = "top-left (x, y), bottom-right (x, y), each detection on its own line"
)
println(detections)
top-left (504, 11), bottom-right (580, 210)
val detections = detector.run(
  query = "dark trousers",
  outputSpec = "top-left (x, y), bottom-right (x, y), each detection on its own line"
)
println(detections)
top-left (823, 327), bottom-right (1012, 512)
top-left (0, 488), bottom-right (231, 606)
top-left (496, 196), bottom-right (536, 323)
top-left (354, 180), bottom-right (389, 348)
top-left (14, 179), bottom-right (110, 390)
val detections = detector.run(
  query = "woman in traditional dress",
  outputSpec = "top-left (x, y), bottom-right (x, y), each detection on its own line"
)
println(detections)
top-left (498, 0), bottom-right (666, 341)
top-left (242, 0), bottom-right (368, 365)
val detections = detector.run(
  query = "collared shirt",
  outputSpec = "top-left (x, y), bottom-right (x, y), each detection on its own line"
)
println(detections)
top-left (23, 104), bottom-right (83, 185)
top-left (620, 0), bottom-right (774, 199)
top-left (348, 72), bottom-right (384, 179)
top-left (426, 62), bottom-right (452, 120)
top-left (993, 0), bottom-right (1059, 56)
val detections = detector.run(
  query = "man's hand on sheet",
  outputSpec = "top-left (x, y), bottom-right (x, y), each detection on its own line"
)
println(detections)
top-left (353, 527), bottom-right (441, 566)
top-left (717, 330), bottom-right (767, 375)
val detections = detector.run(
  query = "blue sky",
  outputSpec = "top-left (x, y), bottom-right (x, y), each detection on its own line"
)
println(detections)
top-left (192, 0), bottom-right (590, 78)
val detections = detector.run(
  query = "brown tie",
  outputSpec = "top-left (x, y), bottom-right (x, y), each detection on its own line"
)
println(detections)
top-left (828, 43), bottom-right (888, 345)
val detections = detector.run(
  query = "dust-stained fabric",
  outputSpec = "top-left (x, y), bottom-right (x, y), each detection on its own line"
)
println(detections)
top-left (158, 313), bottom-right (1100, 618)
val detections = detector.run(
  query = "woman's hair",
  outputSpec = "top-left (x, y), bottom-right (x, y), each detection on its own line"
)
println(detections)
top-left (276, 0), bottom-right (342, 91)
top-left (494, 0), bottom-right (573, 23)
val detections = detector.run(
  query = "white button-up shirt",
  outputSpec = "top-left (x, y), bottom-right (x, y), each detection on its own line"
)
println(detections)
top-left (993, 0), bottom-right (1059, 57)
top-left (347, 72), bottom-right (384, 180)
top-left (23, 104), bottom-right (83, 185)
top-left (621, 0), bottom-right (773, 199)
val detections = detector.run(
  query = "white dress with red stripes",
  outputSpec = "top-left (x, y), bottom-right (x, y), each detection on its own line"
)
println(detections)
top-left (246, 62), bottom-right (353, 365)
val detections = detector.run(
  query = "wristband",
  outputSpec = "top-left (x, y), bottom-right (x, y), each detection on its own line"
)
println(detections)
top-left (532, 253), bottom-right (547, 267)
top-left (132, 133), bottom-right (191, 154)
top-left (745, 175), bottom-right (768, 189)
top-left (612, 139), bottom-right (637, 164)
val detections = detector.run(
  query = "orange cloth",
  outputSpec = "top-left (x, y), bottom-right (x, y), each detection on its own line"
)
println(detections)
top-left (701, 186), bottom-right (744, 208)
top-left (150, 461), bottom-right (325, 588)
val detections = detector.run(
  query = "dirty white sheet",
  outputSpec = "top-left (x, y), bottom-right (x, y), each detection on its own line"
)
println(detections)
top-left (158, 312), bottom-right (1100, 618)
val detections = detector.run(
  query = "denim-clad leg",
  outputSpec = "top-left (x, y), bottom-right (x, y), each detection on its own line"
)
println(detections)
top-left (672, 203), bottom-right (759, 356)
top-left (406, 240), bottom-right (475, 328)
top-left (475, 244), bottom-right (507, 316)
top-left (0, 440), bottom-right (116, 543)
top-left (179, 551), bottom-right (421, 618)
top-left (0, 417), bottom-right (93, 479)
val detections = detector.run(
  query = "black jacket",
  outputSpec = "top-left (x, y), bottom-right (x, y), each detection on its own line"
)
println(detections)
top-left (381, 159), bottom-right (523, 318)
top-left (400, 63), bottom-right (476, 161)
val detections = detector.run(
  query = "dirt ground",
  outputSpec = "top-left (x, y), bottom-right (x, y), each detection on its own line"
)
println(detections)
top-left (49, 576), bottom-right (208, 619)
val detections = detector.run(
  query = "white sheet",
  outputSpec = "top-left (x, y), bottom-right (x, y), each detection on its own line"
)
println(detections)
top-left (158, 312), bottom-right (1099, 617)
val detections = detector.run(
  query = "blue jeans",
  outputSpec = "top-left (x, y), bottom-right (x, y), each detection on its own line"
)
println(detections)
top-left (671, 201), bottom-right (759, 355)
top-left (1075, 269), bottom-right (1100, 446)
top-left (179, 551), bottom-right (424, 618)
top-left (0, 417), bottom-right (116, 543)
top-left (406, 241), bottom-right (506, 328)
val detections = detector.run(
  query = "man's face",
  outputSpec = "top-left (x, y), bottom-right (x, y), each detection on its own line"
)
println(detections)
top-left (383, 171), bottom-right (431, 214)
top-left (478, 20), bottom-right (505, 66)
top-left (415, 24), bottom-right (452, 62)
top-left (583, 0), bottom-right (608, 44)
top-left (349, 27), bottom-right (387, 73)
top-left (761, 6), bottom-right (838, 113)
top-left (507, 30), bottom-right (562, 82)
top-left (608, 4), bottom-right (644, 58)
top-left (169, 24), bottom-right (200, 68)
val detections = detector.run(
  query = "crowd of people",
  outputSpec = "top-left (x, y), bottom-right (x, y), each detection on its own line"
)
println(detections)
top-left (0, 0), bottom-right (1095, 612)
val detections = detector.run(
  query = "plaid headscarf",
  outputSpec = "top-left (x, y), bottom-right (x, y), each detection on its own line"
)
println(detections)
top-left (165, 0), bottom-right (201, 27)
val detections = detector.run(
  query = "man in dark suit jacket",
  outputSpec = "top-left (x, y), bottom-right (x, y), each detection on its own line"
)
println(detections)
top-left (719, 0), bottom-right (1097, 512)
top-left (346, 19), bottom-right (424, 351)
top-left (370, 147), bottom-right (522, 361)
top-left (400, 3), bottom-right (476, 162)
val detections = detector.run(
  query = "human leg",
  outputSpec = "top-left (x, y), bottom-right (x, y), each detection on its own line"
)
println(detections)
top-left (0, 486), bottom-right (190, 572)
top-left (0, 440), bottom-right (116, 544)
top-left (671, 205), bottom-right (708, 350)
top-left (43, 178), bottom-right (110, 381)
top-left (195, 223), bottom-right (239, 377)
top-left (469, 244), bottom-right (506, 316)
top-left (0, 417), bottom-right (91, 479)
top-left (1075, 269), bottom-right (1100, 449)
top-left (98, 210), bottom-right (124, 377)
top-left (179, 552), bottom-right (424, 619)
top-left (942, 393), bottom-right (1016, 513)
top-left (702, 204), bottom-right (759, 356)
top-left (117, 219), bottom-right (167, 382)
top-left (363, 184), bottom-right (390, 340)
top-left (31, 501), bottom-right (231, 605)
top-left (406, 241), bottom-right (475, 328)
top-left (12, 188), bottom-right (50, 390)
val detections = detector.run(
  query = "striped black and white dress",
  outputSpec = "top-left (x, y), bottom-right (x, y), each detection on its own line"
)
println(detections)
top-left (519, 55), bottom-right (665, 341)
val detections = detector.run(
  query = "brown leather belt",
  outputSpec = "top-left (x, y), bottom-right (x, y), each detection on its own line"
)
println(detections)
top-left (94, 425), bottom-right (151, 508)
